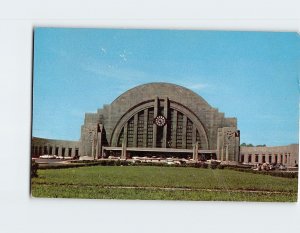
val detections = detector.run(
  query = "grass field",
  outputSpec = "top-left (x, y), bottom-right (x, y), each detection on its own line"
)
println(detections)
top-left (31, 166), bottom-right (298, 202)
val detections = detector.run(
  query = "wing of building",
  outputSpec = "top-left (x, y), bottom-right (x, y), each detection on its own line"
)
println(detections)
top-left (240, 144), bottom-right (299, 167)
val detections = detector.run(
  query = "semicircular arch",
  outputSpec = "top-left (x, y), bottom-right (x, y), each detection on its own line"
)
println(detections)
top-left (110, 100), bottom-right (209, 149)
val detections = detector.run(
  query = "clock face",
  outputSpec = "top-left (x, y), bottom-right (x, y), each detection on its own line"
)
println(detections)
top-left (154, 115), bottom-right (166, 127)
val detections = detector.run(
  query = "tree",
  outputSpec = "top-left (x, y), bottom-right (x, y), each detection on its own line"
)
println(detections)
top-left (240, 143), bottom-right (266, 147)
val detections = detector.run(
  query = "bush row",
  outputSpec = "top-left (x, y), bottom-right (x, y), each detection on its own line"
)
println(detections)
top-left (226, 167), bottom-right (298, 178)
top-left (33, 159), bottom-right (296, 178)
top-left (85, 160), bottom-right (226, 169)
top-left (37, 160), bottom-right (226, 170)
top-left (38, 163), bottom-right (93, 170)
top-left (31, 160), bottom-right (38, 177)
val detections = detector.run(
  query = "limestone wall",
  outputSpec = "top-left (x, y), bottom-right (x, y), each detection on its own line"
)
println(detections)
top-left (240, 144), bottom-right (299, 167)
top-left (31, 137), bottom-right (80, 158)
top-left (81, 82), bottom-right (238, 156)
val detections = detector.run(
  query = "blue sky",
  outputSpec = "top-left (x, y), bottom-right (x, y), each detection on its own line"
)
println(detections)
top-left (32, 28), bottom-right (299, 146)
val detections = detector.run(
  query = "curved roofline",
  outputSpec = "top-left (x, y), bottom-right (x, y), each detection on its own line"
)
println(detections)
top-left (111, 82), bottom-right (210, 106)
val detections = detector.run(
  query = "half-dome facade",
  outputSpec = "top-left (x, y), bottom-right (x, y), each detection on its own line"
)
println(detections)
top-left (80, 83), bottom-right (240, 162)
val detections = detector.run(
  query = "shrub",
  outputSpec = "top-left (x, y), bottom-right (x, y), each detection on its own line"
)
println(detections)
top-left (31, 160), bottom-right (38, 178)
top-left (106, 160), bottom-right (115, 166)
top-left (202, 163), bottom-right (208, 169)
top-left (225, 166), bottom-right (298, 178)
top-left (194, 162), bottom-right (202, 168)
top-left (194, 162), bottom-right (206, 168)
top-left (210, 161), bottom-right (220, 169)
top-left (217, 164), bottom-right (225, 169)
top-left (100, 160), bottom-right (107, 166)
top-left (120, 160), bottom-right (130, 166)
top-left (115, 160), bottom-right (121, 166)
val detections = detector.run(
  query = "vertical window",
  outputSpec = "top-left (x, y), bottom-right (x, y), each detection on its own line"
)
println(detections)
top-left (147, 108), bottom-right (154, 147)
top-left (44, 146), bottom-right (48, 154)
top-left (62, 148), bottom-right (65, 157)
top-left (39, 147), bottom-right (42, 156)
top-left (167, 109), bottom-right (174, 148)
top-left (55, 147), bottom-right (59, 155)
top-left (255, 155), bottom-right (258, 163)
top-left (68, 148), bottom-right (72, 157)
top-left (127, 117), bottom-right (134, 147)
top-left (117, 128), bottom-right (124, 147)
top-left (156, 124), bottom-right (163, 148)
top-left (35, 146), bottom-right (38, 157)
top-left (186, 119), bottom-right (193, 149)
top-left (137, 112), bottom-right (144, 147)
top-left (176, 113), bottom-right (183, 148)
top-left (284, 154), bottom-right (287, 164)
top-left (248, 154), bottom-right (252, 163)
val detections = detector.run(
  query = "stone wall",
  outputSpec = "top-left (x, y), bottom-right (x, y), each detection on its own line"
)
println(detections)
top-left (217, 127), bottom-right (240, 162)
top-left (31, 137), bottom-right (80, 158)
top-left (80, 82), bottom-right (239, 158)
top-left (240, 144), bottom-right (299, 167)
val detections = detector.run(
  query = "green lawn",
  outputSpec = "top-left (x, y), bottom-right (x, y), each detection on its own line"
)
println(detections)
top-left (31, 166), bottom-right (298, 202)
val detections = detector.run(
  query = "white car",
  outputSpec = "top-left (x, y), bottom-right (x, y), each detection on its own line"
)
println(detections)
top-left (167, 161), bottom-right (175, 165)
top-left (39, 155), bottom-right (56, 159)
top-left (166, 158), bottom-right (176, 165)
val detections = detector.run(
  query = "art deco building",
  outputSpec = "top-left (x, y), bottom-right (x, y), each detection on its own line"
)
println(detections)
top-left (32, 83), bottom-right (241, 162)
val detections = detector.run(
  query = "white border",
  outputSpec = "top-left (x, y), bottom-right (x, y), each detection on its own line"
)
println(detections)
top-left (0, 1), bottom-right (299, 232)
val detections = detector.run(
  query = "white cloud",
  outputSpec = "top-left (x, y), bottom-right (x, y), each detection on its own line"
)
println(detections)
top-left (119, 53), bottom-right (127, 61)
top-left (100, 47), bottom-right (106, 54)
top-left (82, 62), bottom-right (150, 82)
top-left (81, 61), bottom-right (211, 93)
top-left (177, 81), bottom-right (208, 91)
top-left (185, 83), bottom-right (208, 90)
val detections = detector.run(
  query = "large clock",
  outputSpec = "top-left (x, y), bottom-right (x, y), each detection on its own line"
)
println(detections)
top-left (154, 115), bottom-right (166, 127)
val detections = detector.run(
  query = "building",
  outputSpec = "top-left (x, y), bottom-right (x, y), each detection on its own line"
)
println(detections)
top-left (240, 144), bottom-right (299, 167)
top-left (32, 82), bottom-right (299, 166)
top-left (31, 137), bottom-right (80, 158)
top-left (32, 82), bottom-right (240, 163)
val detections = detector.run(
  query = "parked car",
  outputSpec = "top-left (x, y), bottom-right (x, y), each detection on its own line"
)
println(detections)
top-left (166, 158), bottom-right (174, 165)
top-left (278, 164), bottom-right (287, 171)
top-left (39, 155), bottom-right (56, 159)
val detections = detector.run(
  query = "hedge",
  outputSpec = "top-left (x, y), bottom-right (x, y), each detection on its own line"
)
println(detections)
top-left (31, 160), bottom-right (39, 177)
top-left (34, 160), bottom-right (298, 178)
top-left (225, 167), bottom-right (298, 178)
